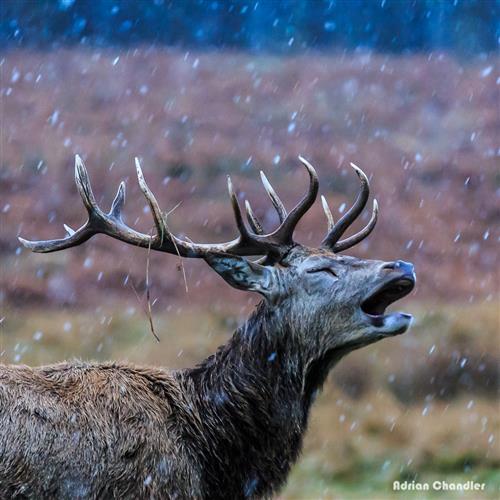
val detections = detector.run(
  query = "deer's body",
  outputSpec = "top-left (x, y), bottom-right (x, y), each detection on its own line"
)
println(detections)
top-left (1, 305), bottom-right (325, 499)
top-left (9, 155), bottom-right (416, 498)
top-left (1, 362), bottom-right (192, 499)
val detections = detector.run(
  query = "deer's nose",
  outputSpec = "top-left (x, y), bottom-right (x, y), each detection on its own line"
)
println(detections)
top-left (395, 260), bottom-right (414, 275)
top-left (382, 260), bottom-right (415, 278)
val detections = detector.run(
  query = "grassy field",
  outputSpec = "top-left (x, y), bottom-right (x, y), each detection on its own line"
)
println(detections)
top-left (2, 300), bottom-right (498, 499)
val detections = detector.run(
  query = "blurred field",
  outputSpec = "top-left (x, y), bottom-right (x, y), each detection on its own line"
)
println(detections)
top-left (1, 49), bottom-right (498, 305)
top-left (1, 48), bottom-right (499, 498)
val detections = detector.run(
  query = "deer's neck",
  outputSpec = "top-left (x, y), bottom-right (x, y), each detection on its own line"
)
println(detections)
top-left (181, 301), bottom-right (332, 497)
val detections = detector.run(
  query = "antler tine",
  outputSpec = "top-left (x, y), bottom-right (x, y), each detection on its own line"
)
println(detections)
top-left (74, 154), bottom-right (100, 216)
top-left (226, 176), bottom-right (252, 241)
top-left (273, 156), bottom-right (319, 244)
top-left (110, 181), bottom-right (126, 220)
top-left (259, 171), bottom-right (287, 223)
top-left (245, 200), bottom-right (264, 234)
top-left (322, 162), bottom-right (370, 248)
top-left (243, 170), bottom-right (289, 236)
top-left (63, 224), bottom-right (75, 236)
top-left (135, 158), bottom-right (170, 244)
top-left (18, 228), bottom-right (94, 253)
top-left (321, 195), bottom-right (334, 231)
top-left (332, 199), bottom-right (378, 252)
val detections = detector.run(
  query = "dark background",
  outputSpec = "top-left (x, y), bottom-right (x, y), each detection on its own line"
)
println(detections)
top-left (2, 0), bottom-right (499, 54)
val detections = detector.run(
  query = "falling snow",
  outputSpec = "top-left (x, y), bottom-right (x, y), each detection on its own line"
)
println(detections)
top-left (0, 1), bottom-right (498, 497)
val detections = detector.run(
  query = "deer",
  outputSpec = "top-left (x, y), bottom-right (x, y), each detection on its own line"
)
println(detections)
top-left (2, 155), bottom-right (416, 499)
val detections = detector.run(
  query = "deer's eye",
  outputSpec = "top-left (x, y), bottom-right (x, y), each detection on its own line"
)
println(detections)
top-left (307, 267), bottom-right (338, 279)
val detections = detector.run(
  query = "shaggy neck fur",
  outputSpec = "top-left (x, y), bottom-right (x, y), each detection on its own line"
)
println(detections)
top-left (180, 301), bottom-right (346, 499)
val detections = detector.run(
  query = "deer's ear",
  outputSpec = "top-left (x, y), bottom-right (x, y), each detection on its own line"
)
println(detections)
top-left (204, 254), bottom-right (276, 298)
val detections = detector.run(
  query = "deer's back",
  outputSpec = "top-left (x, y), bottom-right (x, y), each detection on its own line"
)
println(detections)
top-left (0, 361), bottom-right (201, 499)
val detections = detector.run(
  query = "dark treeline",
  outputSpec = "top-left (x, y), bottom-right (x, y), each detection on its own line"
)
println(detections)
top-left (1, 0), bottom-right (498, 54)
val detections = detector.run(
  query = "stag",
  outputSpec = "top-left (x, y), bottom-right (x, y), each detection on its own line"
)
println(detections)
top-left (3, 155), bottom-right (415, 499)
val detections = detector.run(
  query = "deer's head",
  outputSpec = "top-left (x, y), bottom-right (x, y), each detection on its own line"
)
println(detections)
top-left (20, 156), bottom-right (415, 363)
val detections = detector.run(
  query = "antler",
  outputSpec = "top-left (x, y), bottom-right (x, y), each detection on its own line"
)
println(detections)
top-left (19, 155), bottom-right (318, 261)
top-left (19, 155), bottom-right (378, 259)
top-left (321, 163), bottom-right (378, 252)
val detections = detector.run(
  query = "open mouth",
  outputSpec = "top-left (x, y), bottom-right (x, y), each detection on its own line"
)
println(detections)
top-left (361, 277), bottom-right (415, 316)
top-left (360, 277), bottom-right (415, 334)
